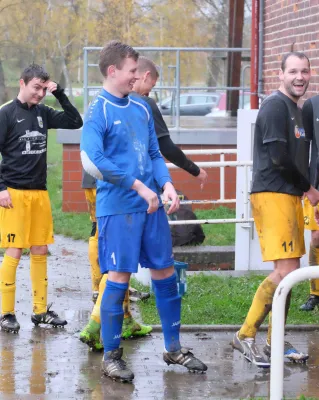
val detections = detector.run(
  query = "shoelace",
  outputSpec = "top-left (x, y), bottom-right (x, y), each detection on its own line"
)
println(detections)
top-left (111, 358), bottom-right (127, 371)
top-left (46, 303), bottom-right (59, 318)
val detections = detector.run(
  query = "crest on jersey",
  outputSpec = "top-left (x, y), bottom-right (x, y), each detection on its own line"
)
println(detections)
top-left (294, 125), bottom-right (305, 139)
top-left (37, 116), bottom-right (43, 128)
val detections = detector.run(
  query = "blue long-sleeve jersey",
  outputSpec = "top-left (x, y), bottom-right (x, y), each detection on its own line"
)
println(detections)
top-left (80, 89), bottom-right (172, 217)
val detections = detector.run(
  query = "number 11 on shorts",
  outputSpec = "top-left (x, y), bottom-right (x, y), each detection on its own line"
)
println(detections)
top-left (111, 252), bottom-right (116, 265)
top-left (282, 241), bottom-right (293, 252)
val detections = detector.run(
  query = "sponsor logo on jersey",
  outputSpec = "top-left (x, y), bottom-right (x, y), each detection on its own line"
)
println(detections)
top-left (37, 116), bottom-right (43, 128)
top-left (19, 130), bottom-right (46, 155)
top-left (294, 125), bottom-right (305, 139)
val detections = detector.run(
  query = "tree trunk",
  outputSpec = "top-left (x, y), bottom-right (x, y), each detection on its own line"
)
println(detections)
top-left (0, 59), bottom-right (8, 104)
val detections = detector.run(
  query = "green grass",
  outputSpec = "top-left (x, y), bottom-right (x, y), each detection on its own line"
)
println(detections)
top-left (131, 274), bottom-right (319, 325)
top-left (195, 207), bottom-right (235, 245)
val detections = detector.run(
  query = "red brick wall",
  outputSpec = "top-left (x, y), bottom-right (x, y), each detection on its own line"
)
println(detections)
top-left (62, 144), bottom-right (237, 213)
top-left (263, 0), bottom-right (319, 99)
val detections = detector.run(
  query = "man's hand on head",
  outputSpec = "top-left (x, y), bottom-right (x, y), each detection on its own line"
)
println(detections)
top-left (46, 81), bottom-right (58, 94)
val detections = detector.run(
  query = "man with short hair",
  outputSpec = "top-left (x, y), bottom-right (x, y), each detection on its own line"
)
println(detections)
top-left (81, 41), bottom-right (207, 382)
top-left (232, 52), bottom-right (319, 367)
top-left (0, 64), bottom-right (83, 333)
top-left (80, 55), bottom-right (208, 351)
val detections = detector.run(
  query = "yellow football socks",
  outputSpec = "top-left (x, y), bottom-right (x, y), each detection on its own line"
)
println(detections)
top-left (91, 273), bottom-right (132, 324)
top-left (309, 244), bottom-right (319, 296)
top-left (123, 287), bottom-right (131, 319)
top-left (30, 254), bottom-right (48, 314)
top-left (88, 236), bottom-right (102, 292)
top-left (0, 254), bottom-right (19, 315)
top-left (267, 291), bottom-right (291, 345)
top-left (239, 277), bottom-right (277, 340)
top-left (91, 273), bottom-right (107, 324)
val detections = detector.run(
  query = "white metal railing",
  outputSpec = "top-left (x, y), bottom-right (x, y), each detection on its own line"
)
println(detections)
top-left (165, 148), bottom-right (253, 224)
top-left (270, 267), bottom-right (319, 400)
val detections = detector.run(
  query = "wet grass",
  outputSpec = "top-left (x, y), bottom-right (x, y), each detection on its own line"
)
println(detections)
top-left (132, 274), bottom-right (319, 325)
top-left (46, 131), bottom-right (236, 244)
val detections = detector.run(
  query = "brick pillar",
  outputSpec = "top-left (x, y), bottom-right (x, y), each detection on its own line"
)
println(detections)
top-left (62, 144), bottom-right (87, 212)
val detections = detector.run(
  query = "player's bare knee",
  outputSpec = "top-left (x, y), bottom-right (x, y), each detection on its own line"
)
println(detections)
top-left (311, 230), bottom-right (319, 248)
top-left (151, 265), bottom-right (175, 280)
top-left (108, 271), bottom-right (131, 284)
top-left (274, 258), bottom-right (300, 280)
top-left (6, 248), bottom-right (23, 259)
top-left (30, 245), bottom-right (48, 256)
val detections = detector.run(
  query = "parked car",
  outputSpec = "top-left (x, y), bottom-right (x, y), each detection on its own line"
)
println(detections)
top-left (206, 92), bottom-right (251, 117)
top-left (158, 92), bottom-right (220, 116)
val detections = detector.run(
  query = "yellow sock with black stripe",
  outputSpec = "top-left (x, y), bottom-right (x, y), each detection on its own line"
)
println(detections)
top-left (88, 236), bottom-right (102, 292)
top-left (267, 291), bottom-right (291, 345)
top-left (0, 254), bottom-right (19, 315)
top-left (123, 288), bottom-right (131, 319)
top-left (309, 244), bottom-right (319, 296)
top-left (30, 254), bottom-right (48, 315)
top-left (239, 277), bottom-right (277, 340)
top-left (91, 273), bottom-right (107, 324)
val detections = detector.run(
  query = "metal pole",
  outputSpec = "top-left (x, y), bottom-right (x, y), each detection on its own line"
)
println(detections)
top-left (83, 48), bottom-right (88, 115)
top-left (240, 65), bottom-right (251, 108)
top-left (169, 218), bottom-right (253, 225)
top-left (175, 50), bottom-right (181, 129)
top-left (258, 0), bottom-right (264, 98)
top-left (166, 161), bottom-right (252, 169)
top-left (270, 267), bottom-right (319, 400)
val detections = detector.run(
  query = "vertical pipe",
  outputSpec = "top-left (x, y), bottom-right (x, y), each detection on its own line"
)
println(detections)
top-left (220, 154), bottom-right (225, 201)
top-left (83, 48), bottom-right (88, 115)
top-left (250, 0), bottom-right (259, 109)
top-left (175, 50), bottom-right (181, 129)
top-left (258, 0), bottom-right (264, 97)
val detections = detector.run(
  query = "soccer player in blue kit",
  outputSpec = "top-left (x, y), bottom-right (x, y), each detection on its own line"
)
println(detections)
top-left (80, 41), bottom-right (207, 383)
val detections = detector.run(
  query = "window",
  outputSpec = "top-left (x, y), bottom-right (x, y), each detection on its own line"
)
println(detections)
top-left (189, 96), bottom-right (208, 105)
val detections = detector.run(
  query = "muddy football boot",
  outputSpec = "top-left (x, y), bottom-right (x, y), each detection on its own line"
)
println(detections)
top-left (232, 331), bottom-right (270, 368)
top-left (264, 340), bottom-right (309, 363)
top-left (101, 347), bottom-right (134, 383)
top-left (163, 347), bottom-right (207, 373)
top-left (299, 295), bottom-right (319, 311)
top-left (31, 303), bottom-right (67, 327)
top-left (129, 287), bottom-right (150, 302)
top-left (122, 316), bottom-right (152, 339)
top-left (92, 291), bottom-right (99, 304)
top-left (0, 313), bottom-right (20, 333)
top-left (80, 320), bottom-right (103, 351)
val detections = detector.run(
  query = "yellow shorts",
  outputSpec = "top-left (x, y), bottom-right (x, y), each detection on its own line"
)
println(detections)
top-left (0, 188), bottom-right (54, 248)
top-left (84, 188), bottom-right (96, 223)
top-left (251, 192), bottom-right (305, 262)
top-left (303, 197), bottom-right (319, 231)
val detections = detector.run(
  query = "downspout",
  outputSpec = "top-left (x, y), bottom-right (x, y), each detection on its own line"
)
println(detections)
top-left (250, 0), bottom-right (259, 109)
top-left (258, 0), bottom-right (265, 100)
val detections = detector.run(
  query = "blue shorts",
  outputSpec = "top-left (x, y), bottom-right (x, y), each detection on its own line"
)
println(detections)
top-left (97, 207), bottom-right (174, 274)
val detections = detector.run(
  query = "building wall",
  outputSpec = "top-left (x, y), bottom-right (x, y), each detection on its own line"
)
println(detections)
top-left (62, 144), bottom-right (237, 213)
top-left (263, 0), bottom-right (319, 98)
